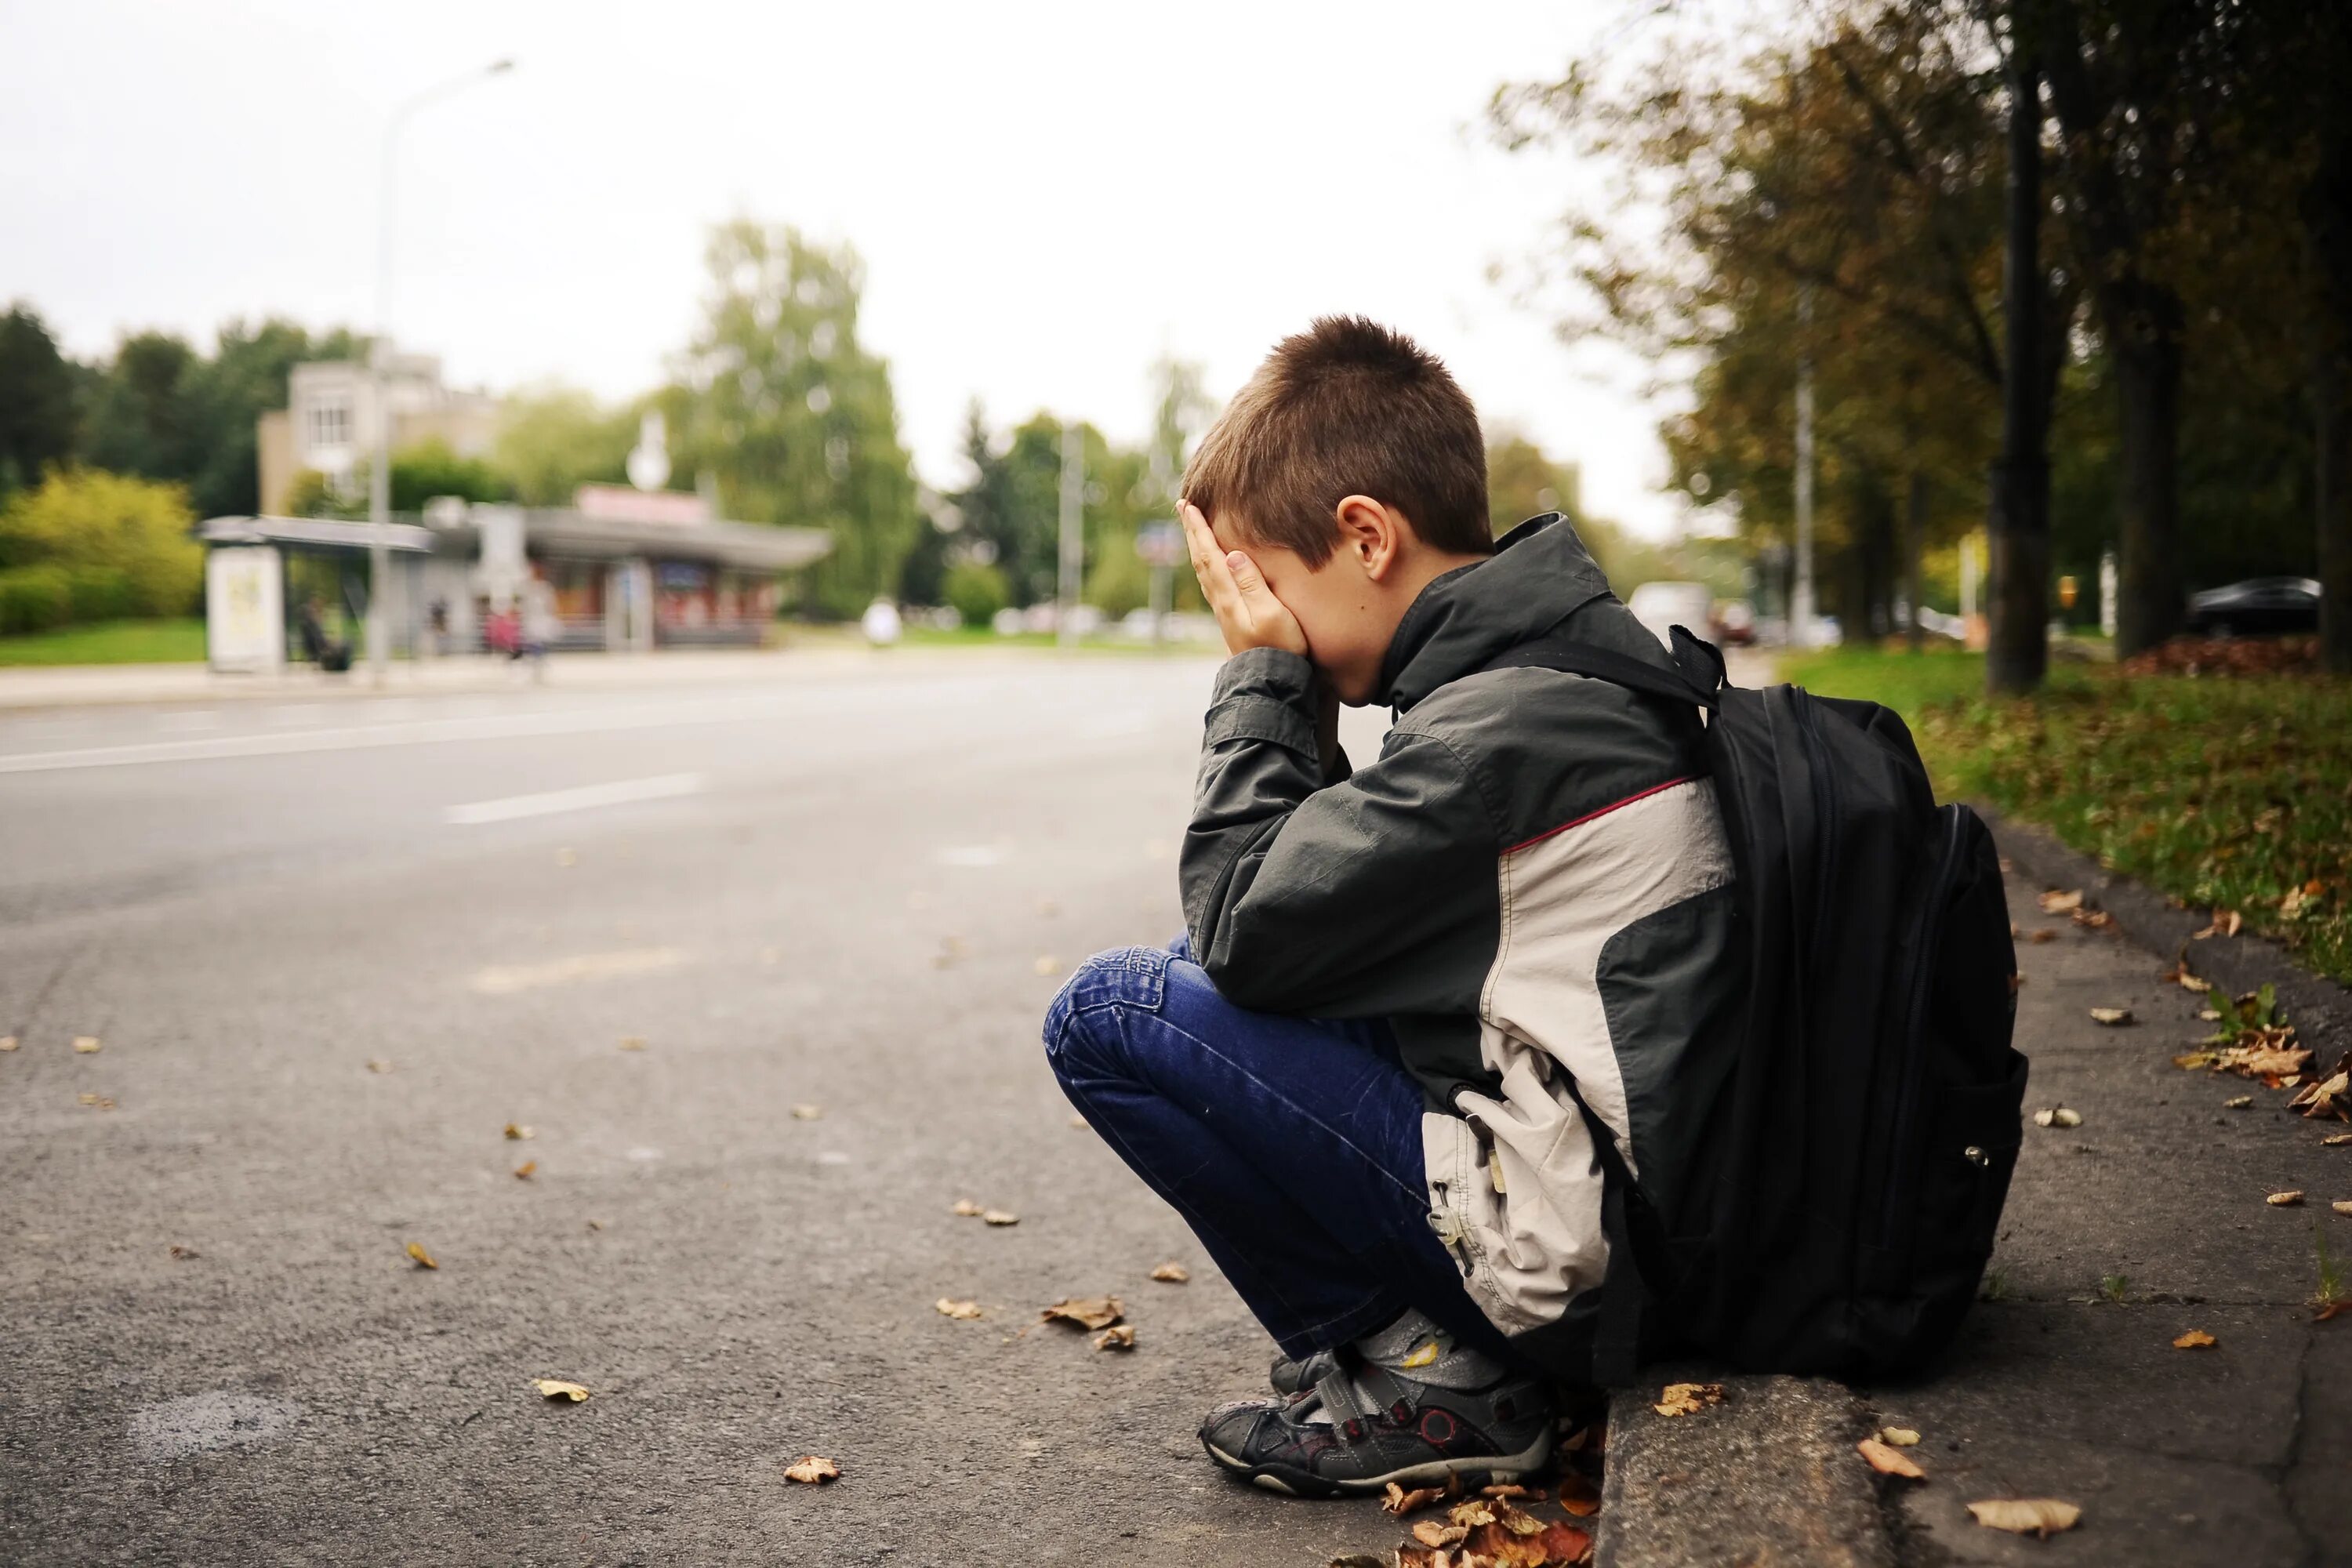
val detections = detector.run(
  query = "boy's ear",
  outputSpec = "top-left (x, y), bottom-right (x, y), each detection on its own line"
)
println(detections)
top-left (1334, 495), bottom-right (1405, 579)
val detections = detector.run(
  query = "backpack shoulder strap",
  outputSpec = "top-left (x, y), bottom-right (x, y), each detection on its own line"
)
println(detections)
top-left (1479, 622), bottom-right (1725, 710)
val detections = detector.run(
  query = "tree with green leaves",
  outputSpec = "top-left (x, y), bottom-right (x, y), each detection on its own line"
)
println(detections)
top-left (493, 384), bottom-right (636, 506)
top-left (0, 304), bottom-right (80, 500)
top-left (662, 221), bottom-right (921, 619)
top-left (1494, 3), bottom-right (2028, 662)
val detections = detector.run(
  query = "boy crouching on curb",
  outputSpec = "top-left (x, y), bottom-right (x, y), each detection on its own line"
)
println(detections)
top-left (1043, 317), bottom-right (1739, 1497)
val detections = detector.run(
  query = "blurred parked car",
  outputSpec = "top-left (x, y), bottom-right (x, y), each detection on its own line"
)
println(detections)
top-left (1625, 580), bottom-right (1715, 649)
top-left (2183, 576), bottom-right (2320, 637)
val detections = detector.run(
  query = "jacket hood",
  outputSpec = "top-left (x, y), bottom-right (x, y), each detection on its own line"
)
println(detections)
top-left (1376, 514), bottom-right (1618, 712)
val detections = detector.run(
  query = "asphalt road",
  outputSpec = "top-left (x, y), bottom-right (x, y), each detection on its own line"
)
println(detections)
top-left (0, 651), bottom-right (1416, 1566)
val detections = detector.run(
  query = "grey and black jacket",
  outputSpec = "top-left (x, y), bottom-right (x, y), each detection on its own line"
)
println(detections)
top-left (1181, 514), bottom-right (1743, 1359)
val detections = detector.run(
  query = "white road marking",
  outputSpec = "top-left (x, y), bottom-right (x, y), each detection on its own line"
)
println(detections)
top-left (469, 946), bottom-right (689, 995)
top-left (444, 772), bottom-right (704, 826)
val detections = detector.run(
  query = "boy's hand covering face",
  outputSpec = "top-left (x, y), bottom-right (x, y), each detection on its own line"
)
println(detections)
top-left (1181, 502), bottom-right (1308, 659)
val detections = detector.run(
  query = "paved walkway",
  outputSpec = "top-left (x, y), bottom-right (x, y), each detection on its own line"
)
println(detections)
top-left (1600, 814), bottom-right (2352, 1567)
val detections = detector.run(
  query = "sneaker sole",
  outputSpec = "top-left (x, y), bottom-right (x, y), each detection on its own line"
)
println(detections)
top-left (1201, 1424), bottom-right (1554, 1500)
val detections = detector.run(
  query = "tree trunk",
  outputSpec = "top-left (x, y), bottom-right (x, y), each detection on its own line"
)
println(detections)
top-left (2107, 279), bottom-right (2185, 658)
top-left (2310, 15), bottom-right (2352, 675)
top-left (2320, 347), bottom-right (2352, 673)
top-left (1988, 48), bottom-right (2050, 695)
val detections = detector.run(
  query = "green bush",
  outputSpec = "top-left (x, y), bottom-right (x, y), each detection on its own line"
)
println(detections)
top-left (0, 565), bottom-right (72, 635)
top-left (66, 565), bottom-right (135, 622)
top-left (944, 560), bottom-right (1010, 629)
top-left (0, 469), bottom-right (203, 622)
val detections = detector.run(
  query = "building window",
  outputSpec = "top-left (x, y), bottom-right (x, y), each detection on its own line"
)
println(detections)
top-left (304, 397), bottom-right (351, 452)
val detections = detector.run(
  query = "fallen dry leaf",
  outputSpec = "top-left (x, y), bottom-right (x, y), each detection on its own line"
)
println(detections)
top-left (2089, 1007), bottom-right (2134, 1026)
top-left (789, 1104), bottom-right (822, 1121)
top-left (503, 1123), bottom-right (534, 1141)
top-left (1411, 1520), bottom-right (1469, 1548)
top-left (513, 1160), bottom-right (537, 1180)
top-left (532, 1378), bottom-right (589, 1403)
top-left (76, 1093), bottom-right (115, 1109)
top-left (2332, 1201), bottom-right (2352, 1218)
top-left (2269, 1190), bottom-right (2306, 1207)
top-left (169, 1243), bottom-right (198, 1260)
top-left (2291, 1058), bottom-right (2351, 1121)
top-left (1033, 955), bottom-right (1060, 976)
top-left (783, 1455), bottom-right (840, 1485)
top-left (406, 1242), bottom-right (438, 1270)
top-left (1039, 1296), bottom-right (1124, 1331)
top-left (618, 1036), bottom-right (646, 1051)
top-left (951, 1199), bottom-right (985, 1218)
top-left (1093, 1324), bottom-right (1137, 1351)
top-left (1654, 1381), bottom-right (1724, 1417)
top-left (2317, 1300), bottom-right (2351, 1323)
top-left (1481, 1484), bottom-right (1537, 1501)
top-left (2326, 1134), bottom-right (2352, 1147)
top-left (586, 1218), bottom-right (605, 1231)
top-left (2173, 1330), bottom-right (2216, 1348)
top-left (1381, 1478), bottom-right (1460, 1517)
top-left (365, 1059), bottom-right (391, 1073)
top-left (1068, 1113), bottom-right (1088, 1130)
top-left (2226, 1095), bottom-right (2254, 1109)
top-left (72, 1036), bottom-right (100, 1053)
top-left (1879, 1426), bottom-right (1921, 1446)
top-left (555, 847), bottom-right (577, 866)
top-left (2033, 1106), bottom-right (2084, 1128)
top-left (0, 1036), bottom-right (16, 1051)
top-left (1150, 1262), bottom-right (1189, 1283)
top-left (981, 1210), bottom-right (1018, 1227)
top-left (935, 1298), bottom-right (983, 1320)
top-left (1965, 1498), bottom-right (2081, 1537)
top-left (1449, 1501), bottom-right (1497, 1527)
top-left (2028, 928), bottom-right (2058, 944)
top-left (2180, 970), bottom-right (2213, 995)
top-left (2073, 907), bottom-right (2114, 930)
top-left (1858, 1437), bottom-right (1926, 1479)
top-left (1554, 1471), bottom-right (1600, 1517)
top-left (2038, 889), bottom-right (2084, 914)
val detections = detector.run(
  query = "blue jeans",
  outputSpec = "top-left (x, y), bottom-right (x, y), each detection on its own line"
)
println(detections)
top-left (1041, 935), bottom-right (1512, 1365)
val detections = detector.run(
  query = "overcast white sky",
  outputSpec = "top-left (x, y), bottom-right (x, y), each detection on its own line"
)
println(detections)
top-left (2, 0), bottom-right (1693, 539)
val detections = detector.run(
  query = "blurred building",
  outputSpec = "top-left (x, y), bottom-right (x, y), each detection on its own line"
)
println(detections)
top-left (199, 486), bottom-right (829, 670)
top-left (255, 354), bottom-right (499, 515)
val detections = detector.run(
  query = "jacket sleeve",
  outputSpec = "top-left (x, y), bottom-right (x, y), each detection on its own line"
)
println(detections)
top-left (1181, 647), bottom-right (1497, 1016)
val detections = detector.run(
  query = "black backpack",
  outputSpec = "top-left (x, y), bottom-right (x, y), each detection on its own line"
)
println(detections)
top-left (1484, 624), bottom-right (2028, 1382)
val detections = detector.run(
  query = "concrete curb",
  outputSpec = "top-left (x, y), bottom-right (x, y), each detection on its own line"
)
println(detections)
top-left (1595, 1374), bottom-right (1895, 1567)
top-left (1978, 804), bottom-right (2351, 1058)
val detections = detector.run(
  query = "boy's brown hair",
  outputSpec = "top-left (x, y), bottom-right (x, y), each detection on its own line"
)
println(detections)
top-left (1182, 316), bottom-right (1492, 568)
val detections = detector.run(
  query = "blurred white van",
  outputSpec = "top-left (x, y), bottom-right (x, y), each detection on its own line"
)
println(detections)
top-left (1625, 581), bottom-right (1714, 649)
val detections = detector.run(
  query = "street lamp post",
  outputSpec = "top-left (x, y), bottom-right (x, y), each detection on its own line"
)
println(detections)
top-left (367, 57), bottom-right (514, 684)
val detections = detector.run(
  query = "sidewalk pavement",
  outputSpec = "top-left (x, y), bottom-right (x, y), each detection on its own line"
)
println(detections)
top-left (1597, 812), bottom-right (2352, 1568)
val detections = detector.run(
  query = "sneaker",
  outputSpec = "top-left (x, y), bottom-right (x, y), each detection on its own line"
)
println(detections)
top-left (1201, 1348), bottom-right (1554, 1497)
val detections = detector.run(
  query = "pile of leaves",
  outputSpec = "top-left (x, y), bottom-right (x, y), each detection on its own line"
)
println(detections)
top-left (1779, 649), bottom-right (2352, 984)
top-left (2118, 636), bottom-right (2319, 679)
top-left (1334, 1424), bottom-right (1603, 1568)
top-left (1334, 1479), bottom-right (1595, 1568)
top-left (2168, 980), bottom-right (2350, 1126)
